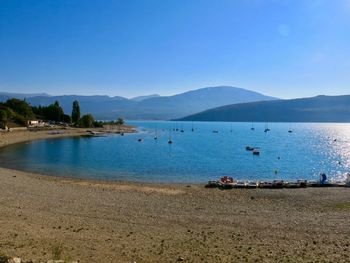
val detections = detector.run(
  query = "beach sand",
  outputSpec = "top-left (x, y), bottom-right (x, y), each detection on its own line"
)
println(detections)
top-left (0, 129), bottom-right (350, 262)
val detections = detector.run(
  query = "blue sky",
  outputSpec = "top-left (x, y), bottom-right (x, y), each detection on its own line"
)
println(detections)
top-left (0, 0), bottom-right (349, 98)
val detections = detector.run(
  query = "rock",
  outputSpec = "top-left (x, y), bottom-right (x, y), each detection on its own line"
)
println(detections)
top-left (9, 258), bottom-right (22, 263)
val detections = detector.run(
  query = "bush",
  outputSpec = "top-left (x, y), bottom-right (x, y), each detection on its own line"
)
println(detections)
top-left (0, 252), bottom-right (9, 263)
top-left (79, 114), bottom-right (95, 128)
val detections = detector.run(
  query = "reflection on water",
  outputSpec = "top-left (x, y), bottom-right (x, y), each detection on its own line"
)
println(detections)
top-left (0, 121), bottom-right (349, 183)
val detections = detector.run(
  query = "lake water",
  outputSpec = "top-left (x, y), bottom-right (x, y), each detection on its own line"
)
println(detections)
top-left (0, 121), bottom-right (349, 183)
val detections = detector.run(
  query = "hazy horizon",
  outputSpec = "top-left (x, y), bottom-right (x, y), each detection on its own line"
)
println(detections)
top-left (1, 0), bottom-right (350, 99)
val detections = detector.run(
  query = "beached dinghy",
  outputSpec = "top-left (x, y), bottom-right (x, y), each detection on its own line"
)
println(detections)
top-left (307, 173), bottom-right (336, 187)
top-left (346, 173), bottom-right (350, 187)
top-left (258, 181), bottom-right (273, 189)
top-left (205, 180), bottom-right (219, 188)
top-left (218, 176), bottom-right (236, 189)
top-left (272, 180), bottom-right (284, 188)
top-left (234, 181), bottom-right (246, 189)
top-left (245, 181), bottom-right (258, 189)
top-left (283, 181), bottom-right (301, 188)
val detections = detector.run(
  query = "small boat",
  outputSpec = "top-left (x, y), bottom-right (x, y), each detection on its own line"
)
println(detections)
top-left (264, 123), bottom-right (270, 132)
top-left (272, 180), bottom-right (284, 188)
top-left (180, 129), bottom-right (184, 133)
top-left (205, 180), bottom-right (219, 188)
top-left (168, 139), bottom-right (173, 144)
top-left (307, 174), bottom-right (334, 187)
top-left (138, 138), bottom-right (143, 142)
top-left (258, 181), bottom-right (273, 188)
top-left (212, 130), bottom-right (219, 133)
top-left (246, 146), bottom-right (255, 151)
top-left (245, 181), bottom-right (258, 189)
top-left (234, 181), bottom-right (246, 189)
top-left (252, 148), bottom-right (260, 155)
top-left (154, 126), bottom-right (158, 140)
top-left (283, 181), bottom-right (301, 188)
top-left (251, 121), bottom-right (255, 131)
top-left (346, 173), bottom-right (350, 187)
top-left (297, 179), bottom-right (308, 188)
top-left (121, 132), bottom-right (124, 136)
top-left (218, 176), bottom-right (236, 189)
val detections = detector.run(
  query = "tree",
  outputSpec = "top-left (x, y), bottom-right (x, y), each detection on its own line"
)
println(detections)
top-left (63, 114), bottom-right (72, 124)
top-left (5, 98), bottom-right (34, 119)
top-left (71, 100), bottom-right (81, 124)
top-left (0, 110), bottom-right (8, 128)
top-left (43, 101), bottom-right (64, 122)
top-left (116, 117), bottom-right (124, 125)
top-left (79, 114), bottom-right (94, 128)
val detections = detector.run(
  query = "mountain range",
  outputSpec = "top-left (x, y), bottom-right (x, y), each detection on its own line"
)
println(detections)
top-left (177, 95), bottom-right (350, 123)
top-left (0, 86), bottom-right (276, 120)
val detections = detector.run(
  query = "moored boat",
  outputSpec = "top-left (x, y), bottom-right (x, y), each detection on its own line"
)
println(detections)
top-left (253, 148), bottom-right (260, 155)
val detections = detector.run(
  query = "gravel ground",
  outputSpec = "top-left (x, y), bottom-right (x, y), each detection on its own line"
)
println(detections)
top-left (0, 130), bottom-right (349, 262)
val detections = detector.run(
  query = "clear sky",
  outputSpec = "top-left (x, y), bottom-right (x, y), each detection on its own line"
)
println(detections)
top-left (0, 0), bottom-right (349, 98)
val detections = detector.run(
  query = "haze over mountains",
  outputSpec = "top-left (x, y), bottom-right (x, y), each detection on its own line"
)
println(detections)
top-left (0, 86), bottom-right (276, 120)
top-left (178, 95), bottom-right (350, 123)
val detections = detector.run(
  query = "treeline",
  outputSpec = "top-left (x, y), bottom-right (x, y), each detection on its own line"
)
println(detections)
top-left (0, 98), bottom-right (124, 129)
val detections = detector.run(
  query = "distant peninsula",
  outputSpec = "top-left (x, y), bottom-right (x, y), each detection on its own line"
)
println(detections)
top-left (176, 95), bottom-right (350, 123)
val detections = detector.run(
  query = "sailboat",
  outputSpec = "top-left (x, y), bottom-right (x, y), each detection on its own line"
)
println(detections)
top-left (250, 121), bottom-right (255, 131)
top-left (154, 125), bottom-right (158, 140)
top-left (288, 123), bottom-right (293, 133)
top-left (264, 122), bottom-right (270, 132)
top-left (168, 129), bottom-right (173, 144)
top-left (230, 123), bottom-right (233, 132)
top-left (191, 121), bottom-right (194, 132)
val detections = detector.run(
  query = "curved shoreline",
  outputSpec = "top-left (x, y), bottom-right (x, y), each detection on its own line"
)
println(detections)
top-left (0, 127), bottom-right (191, 192)
top-left (1, 128), bottom-right (350, 262)
top-left (0, 128), bottom-right (196, 187)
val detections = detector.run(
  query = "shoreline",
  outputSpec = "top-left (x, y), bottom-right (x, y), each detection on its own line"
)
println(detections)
top-left (0, 128), bottom-right (350, 262)
top-left (0, 127), bottom-right (198, 186)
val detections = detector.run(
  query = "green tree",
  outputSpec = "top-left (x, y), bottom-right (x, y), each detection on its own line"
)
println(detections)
top-left (71, 100), bottom-right (81, 123)
top-left (44, 101), bottom-right (64, 122)
top-left (5, 98), bottom-right (34, 118)
top-left (79, 114), bottom-right (94, 128)
top-left (63, 114), bottom-right (72, 124)
top-left (0, 110), bottom-right (8, 128)
top-left (116, 117), bottom-right (124, 125)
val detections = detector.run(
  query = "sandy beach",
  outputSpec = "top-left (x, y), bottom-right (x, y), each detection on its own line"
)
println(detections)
top-left (0, 130), bottom-right (350, 262)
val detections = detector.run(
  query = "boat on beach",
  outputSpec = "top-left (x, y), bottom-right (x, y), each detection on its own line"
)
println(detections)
top-left (218, 176), bottom-right (236, 189)
top-left (205, 180), bottom-right (219, 188)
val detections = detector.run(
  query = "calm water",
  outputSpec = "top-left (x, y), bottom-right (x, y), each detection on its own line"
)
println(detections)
top-left (0, 121), bottom-right (349, 183)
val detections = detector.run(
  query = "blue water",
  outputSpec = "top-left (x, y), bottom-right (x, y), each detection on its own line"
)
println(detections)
top-left (0, 121), bottom-right (349, 183)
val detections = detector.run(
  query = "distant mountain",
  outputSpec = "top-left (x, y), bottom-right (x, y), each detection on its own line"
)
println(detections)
top-left (0, 86), bottom-right (277, 120)
top-left (130, 94), bottom-right (160, 102)
top-left (0, 92), bottom-right (49, 101)
top-left (177, 95), bottom-right (350, 123)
